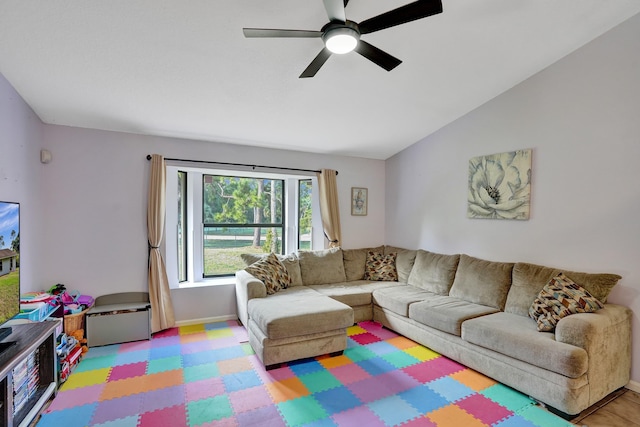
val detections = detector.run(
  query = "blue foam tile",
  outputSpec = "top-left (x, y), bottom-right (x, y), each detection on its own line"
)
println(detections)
top-left (313, 386), bottom-right (363, 415)
top-left (113, 349), bottom-right (150, 366)
top-left (288, 359), bottom-right (325, 376)
top-left (36, 403), bottom-right (97, 427)
top-left (399, 384), bottom-right (450, 414)
top-left (367, 395), bottom-right (421, 426)
top-left (84, 345), bottom-right (121, 359)
top-left (365, 341), bottom-right (401, 356)
top-left (356, 357), bottom-right (398, 376)
top-left (205, 322), bottom-right (231, 330)
top-left (182, 349), bottom-right (220, 367)
top-left (493, 414), bottom-right (540, 427)
top-left (210, 345), bottom-right (247, 361)
top-left (150, 344), bottom-right (182, 360)
top-left (223, 369), bottom-right (263, 392)
top-left (91, 415), bottom-right (140, 427)
top-left (302, 417), bottom-right (338, 427)
top-left (426, 376), bottom-right (474, 403)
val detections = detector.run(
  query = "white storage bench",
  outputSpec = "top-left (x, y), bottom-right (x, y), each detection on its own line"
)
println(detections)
top-left (86, 292), bottom-right (151, 347)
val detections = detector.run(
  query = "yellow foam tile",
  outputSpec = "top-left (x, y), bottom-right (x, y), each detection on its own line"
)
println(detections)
top-left (265, 377), bottom-right (310, 403)
top-left (451, 368), bottom-right (497, 392)
top-left (60, 368), bottom-right (111, 391)
top-left (347, 325), bottom-right (368, 336)
top-left (206, 328), bottom-right (234, 339)
top-left (404, 346), bottom-right (440, 361)
top-left (387, 336), bottom-right (419, 350)
top-left (427, 404), bottom-right (488, 427)
top-left (179, 324), bottom-right (206, 335)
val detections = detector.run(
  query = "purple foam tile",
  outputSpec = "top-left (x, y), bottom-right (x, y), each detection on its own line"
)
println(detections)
top-left (229, 385), bottom-right (273, 413)
top-left (331, 405), bottom-right (386, 427)
top-left (236, 404), bottom-right (287, 427)
top-left (120, 340), bottom-right (153, 352)
top-left (185, 377), bottom-right (226, 402)
top-left (181, 339), bottom-right (216, 354)
top-left (140, 385), bottom-right (186, 413)
top-left (210, 336), bottom-right (241, 350)
top-left (347, 371), bottom-right (420, 403)
top-left (91, 394), bottom-right (143, 424)
top-left (150, 335), bottom-right (182, 348)
top-left (45, 383), bottom-right (106, 411)
top-left (329, 364), bottom-right (371, 385)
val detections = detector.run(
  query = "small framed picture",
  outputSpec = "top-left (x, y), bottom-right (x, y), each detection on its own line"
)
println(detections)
top-left (351, 187), bottom-right (368, 216)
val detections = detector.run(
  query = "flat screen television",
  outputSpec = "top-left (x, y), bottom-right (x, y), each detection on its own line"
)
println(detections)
top-left (0, 200), bottom-right (20, 349)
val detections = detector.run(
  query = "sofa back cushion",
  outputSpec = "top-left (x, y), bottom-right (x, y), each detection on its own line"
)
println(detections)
top-left (505, 262), bottom-right (621, 316)
top-left (407, 250), bottom-right (460, 295)
top-left (241, 252), bottom-right (303, 287)
top-left (298, 247), bottom-right (347, 285)
top-left (384, 246), bottom-right (417, 283)
top-left (449, 254), bottom-right (514, 310)
top-left (343, 246), bottom-right (384, 281)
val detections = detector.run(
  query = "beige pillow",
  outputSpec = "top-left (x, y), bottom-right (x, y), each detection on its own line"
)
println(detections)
top-left (240, 252), bottom-right (303, 286)
top-left (449, 254), bottom-right (514, 310)
top-left (529, 273), bottom-right (604, 332)
top-left (343, 246), bottom-right (384, 281)
top-left (384, 246), bottom-right (417, 283)
top-left (407, 250), bottom-right (460, 295)
top-left (298, 247), bottom-right (346, 285)
top-left (244, 253), bottom-right (291, 295)
top-left (505, 262), bottom-right (621, 316)
top-left (364, 251), bottom-right (398, 281)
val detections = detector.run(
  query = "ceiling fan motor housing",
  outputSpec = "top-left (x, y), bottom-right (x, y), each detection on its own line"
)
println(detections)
top-left (322, 21), bottom-right (360, 54)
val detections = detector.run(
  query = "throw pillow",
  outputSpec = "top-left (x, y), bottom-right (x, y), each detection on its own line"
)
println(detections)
top-left (364, 251), bottom-right (398, 281)
top-left (241, 252), bottom-right (303, 286)
top-left (244, 253), bottom-right (291, 295)
top-left (529, 272), bottom-right (604, 332)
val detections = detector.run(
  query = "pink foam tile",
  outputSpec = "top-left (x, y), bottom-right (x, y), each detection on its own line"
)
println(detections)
top-left (402, 416), bottom-right (438, 426)
top-left (456, 393), bottom-right (513, 425)
top-left (369, 327), bottom-right (400, 341)
top-left (198, 418), bottom-right (239, 427)
top-left (139, 404), bottom-right (188, 427)
top-left (108, 361), bottom-right (148, 381)
top-left (332, 405), bottom-right (386, 427)
top-left (185, 377), bottom-right (226, 402)
top-left (358, 321), bottom-right (388, 333)
top-left (45, 383), bottom-right (106, 411)
top-left (229, 385), bottom-right (274, 413)
top-left (120, 339), bottom-right (153, 352)
top-left (350, 332), bottom-right (382, 345)
top-left (329, 364), bottom-right (371, 385)
top-left (153, 327), bottom-right (180, 339)
top-left (403, 357), bottom-right (465, 383)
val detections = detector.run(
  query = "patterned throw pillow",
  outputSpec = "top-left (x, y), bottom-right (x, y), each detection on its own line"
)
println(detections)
top-left (529, 273), bottom-right (604, 332)
top-left (364, 251), bottom-right (398, 281)
top-left (244, 253), bottom-right (291, 295)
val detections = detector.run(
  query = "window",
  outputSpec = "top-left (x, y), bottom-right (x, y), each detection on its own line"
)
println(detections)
top-left (165, 165), bottom-right (322, 287)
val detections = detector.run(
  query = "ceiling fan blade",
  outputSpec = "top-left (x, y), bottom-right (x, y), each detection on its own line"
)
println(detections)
top-left (322, 0), bottom-right (346, 22)
top-left (358, 0), bottom-right (443, 34)
top-left (344, 0), bottom-right (350, 8)
top-left (300, 48), bottom-right (332, 78)
top-left (354, 40), bottom-right (402, 71)
top-left (243, 28), bottom-right (322, 38)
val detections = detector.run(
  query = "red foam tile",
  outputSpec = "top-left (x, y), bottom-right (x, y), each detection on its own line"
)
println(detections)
top-left (350, 332), bottom-right (382, 345)
top-left (456, 394), bottom-right (513, 425)
top-left (139, 404), bottom-right (188, 427)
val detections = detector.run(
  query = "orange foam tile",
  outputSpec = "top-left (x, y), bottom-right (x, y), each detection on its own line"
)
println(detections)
top-left (428, 404), bottom-right (488, 427)
top-left (318, 354), bottom-right (353, 369)
top-left (450, 369), bottom-right (497, 392)
top-left (101, 369), bottom-right (183, 400)
top-left (265, 377), bottom-right (310, 403)
top-left (60, 368), bottom-right (111, 391)
top-left (387, 336), bottom-right (419, 350)
top-left (217, 357), bottom-right (253, 375)
top-left (404, 345), bottom-right (440, 362)
top-left (179, 332), bottom-right (209, 344)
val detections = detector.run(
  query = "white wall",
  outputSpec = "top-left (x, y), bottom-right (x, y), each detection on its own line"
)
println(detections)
top-left (386, 14), bottom-right (640, 384)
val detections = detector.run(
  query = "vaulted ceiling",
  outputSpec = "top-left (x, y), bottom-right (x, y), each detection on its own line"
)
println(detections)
top-left (1, 1), bottom-right (639, 159)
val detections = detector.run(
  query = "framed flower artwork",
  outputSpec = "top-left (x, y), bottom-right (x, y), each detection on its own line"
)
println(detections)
top-left (351, 187), bottom-right (368, 216)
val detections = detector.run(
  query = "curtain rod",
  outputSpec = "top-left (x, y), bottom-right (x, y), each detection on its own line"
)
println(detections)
top-left (146, 155), bottom-right (337, 175)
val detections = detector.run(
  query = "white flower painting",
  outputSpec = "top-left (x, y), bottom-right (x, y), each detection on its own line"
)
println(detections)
top-left (468, 149), bottom-right (532, 220)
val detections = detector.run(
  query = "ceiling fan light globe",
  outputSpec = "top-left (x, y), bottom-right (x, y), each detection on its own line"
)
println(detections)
top-left (324, 27), bottom-right (359, 54)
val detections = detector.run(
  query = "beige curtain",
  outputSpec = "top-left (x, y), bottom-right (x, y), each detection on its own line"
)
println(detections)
top-left (147, 154), bottom-right (176, 333)
top-left (316, 169), bottom-right (342, 248)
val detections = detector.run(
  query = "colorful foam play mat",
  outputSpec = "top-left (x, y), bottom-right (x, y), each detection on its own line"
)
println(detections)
top-left (37, 320), bottom-right (573, 426)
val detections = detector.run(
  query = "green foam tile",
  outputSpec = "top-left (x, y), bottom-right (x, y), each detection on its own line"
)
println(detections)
top-left (344, 346), bottom-right (377, 362)
top-left (299, 370), bottom-right (341, 393)
top-left (480, 383), bottom-right (535, 413)
top-left (187, 395), bottom-right (232, 425)
top-left (278, 396), bottom-right (328, 427)
top-left (147, 355), bottom-right (183, 374)
top-left (381, 351), bottom-right (420, 369)
top-left (517, 405), bottom-right (574, 427)
top-left (183, 362), bottom-right (219, 382)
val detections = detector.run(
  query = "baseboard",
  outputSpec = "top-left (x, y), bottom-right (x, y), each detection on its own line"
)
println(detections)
top-left (175, 314), bottom-right (238, 327)
top-left (626, 379), bottom-right (640, 393)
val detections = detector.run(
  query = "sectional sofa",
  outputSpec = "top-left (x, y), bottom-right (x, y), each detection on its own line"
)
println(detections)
top-left (235, 246), bottom-right (631, 416)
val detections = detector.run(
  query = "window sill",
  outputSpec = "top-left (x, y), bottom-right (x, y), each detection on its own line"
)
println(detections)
top-left (175, 276), bottom-right (235, 289)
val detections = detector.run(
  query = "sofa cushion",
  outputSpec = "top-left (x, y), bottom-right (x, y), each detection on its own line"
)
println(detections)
top-left (462, 312), bottom-right (588, 378)
top-left (449, 254), bottom-right (514, 310)
top-left (364, 251), bottom-right (398, 281)
top-left (241, 252), bottom-right (303, 287)
top-left (372, 285), bottom-right (434, 317)
top-left (309, 283), bottom-right (372, 307)
top-left (409, 296), bottom-right (499, 336)
top-left (407, 250), bottom-right (460, 295)
top-left (505, 262), bottom-right (621, 317)
top-left (298, 248), bottom-right (346, 285)
top-left (343, 246), bottom-right (384, 281)
top-left (248, 287), bottom-right (354, 340)
top-left (528, 273), bottom-right (604, 332)
top-left (244, 253), bottom-right (291, 295)
top-left (384, 246), bottom-right (417, 283)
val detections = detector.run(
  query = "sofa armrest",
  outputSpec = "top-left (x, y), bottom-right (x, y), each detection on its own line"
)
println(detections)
top-left (555, 304), bottom-right (631, 403)
top-left (235, 270), bottom-right (267, 327)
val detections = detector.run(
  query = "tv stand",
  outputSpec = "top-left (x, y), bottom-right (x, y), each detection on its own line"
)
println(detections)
top-left (0, 321), bottom-right (58, 427)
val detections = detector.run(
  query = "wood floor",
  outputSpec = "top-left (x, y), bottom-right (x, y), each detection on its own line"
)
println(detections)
top-left (570, 388), bottom-right (640, 426)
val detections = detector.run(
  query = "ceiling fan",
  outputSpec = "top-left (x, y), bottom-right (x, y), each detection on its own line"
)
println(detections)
top-left (243, 0), bottom-right (443, 78)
